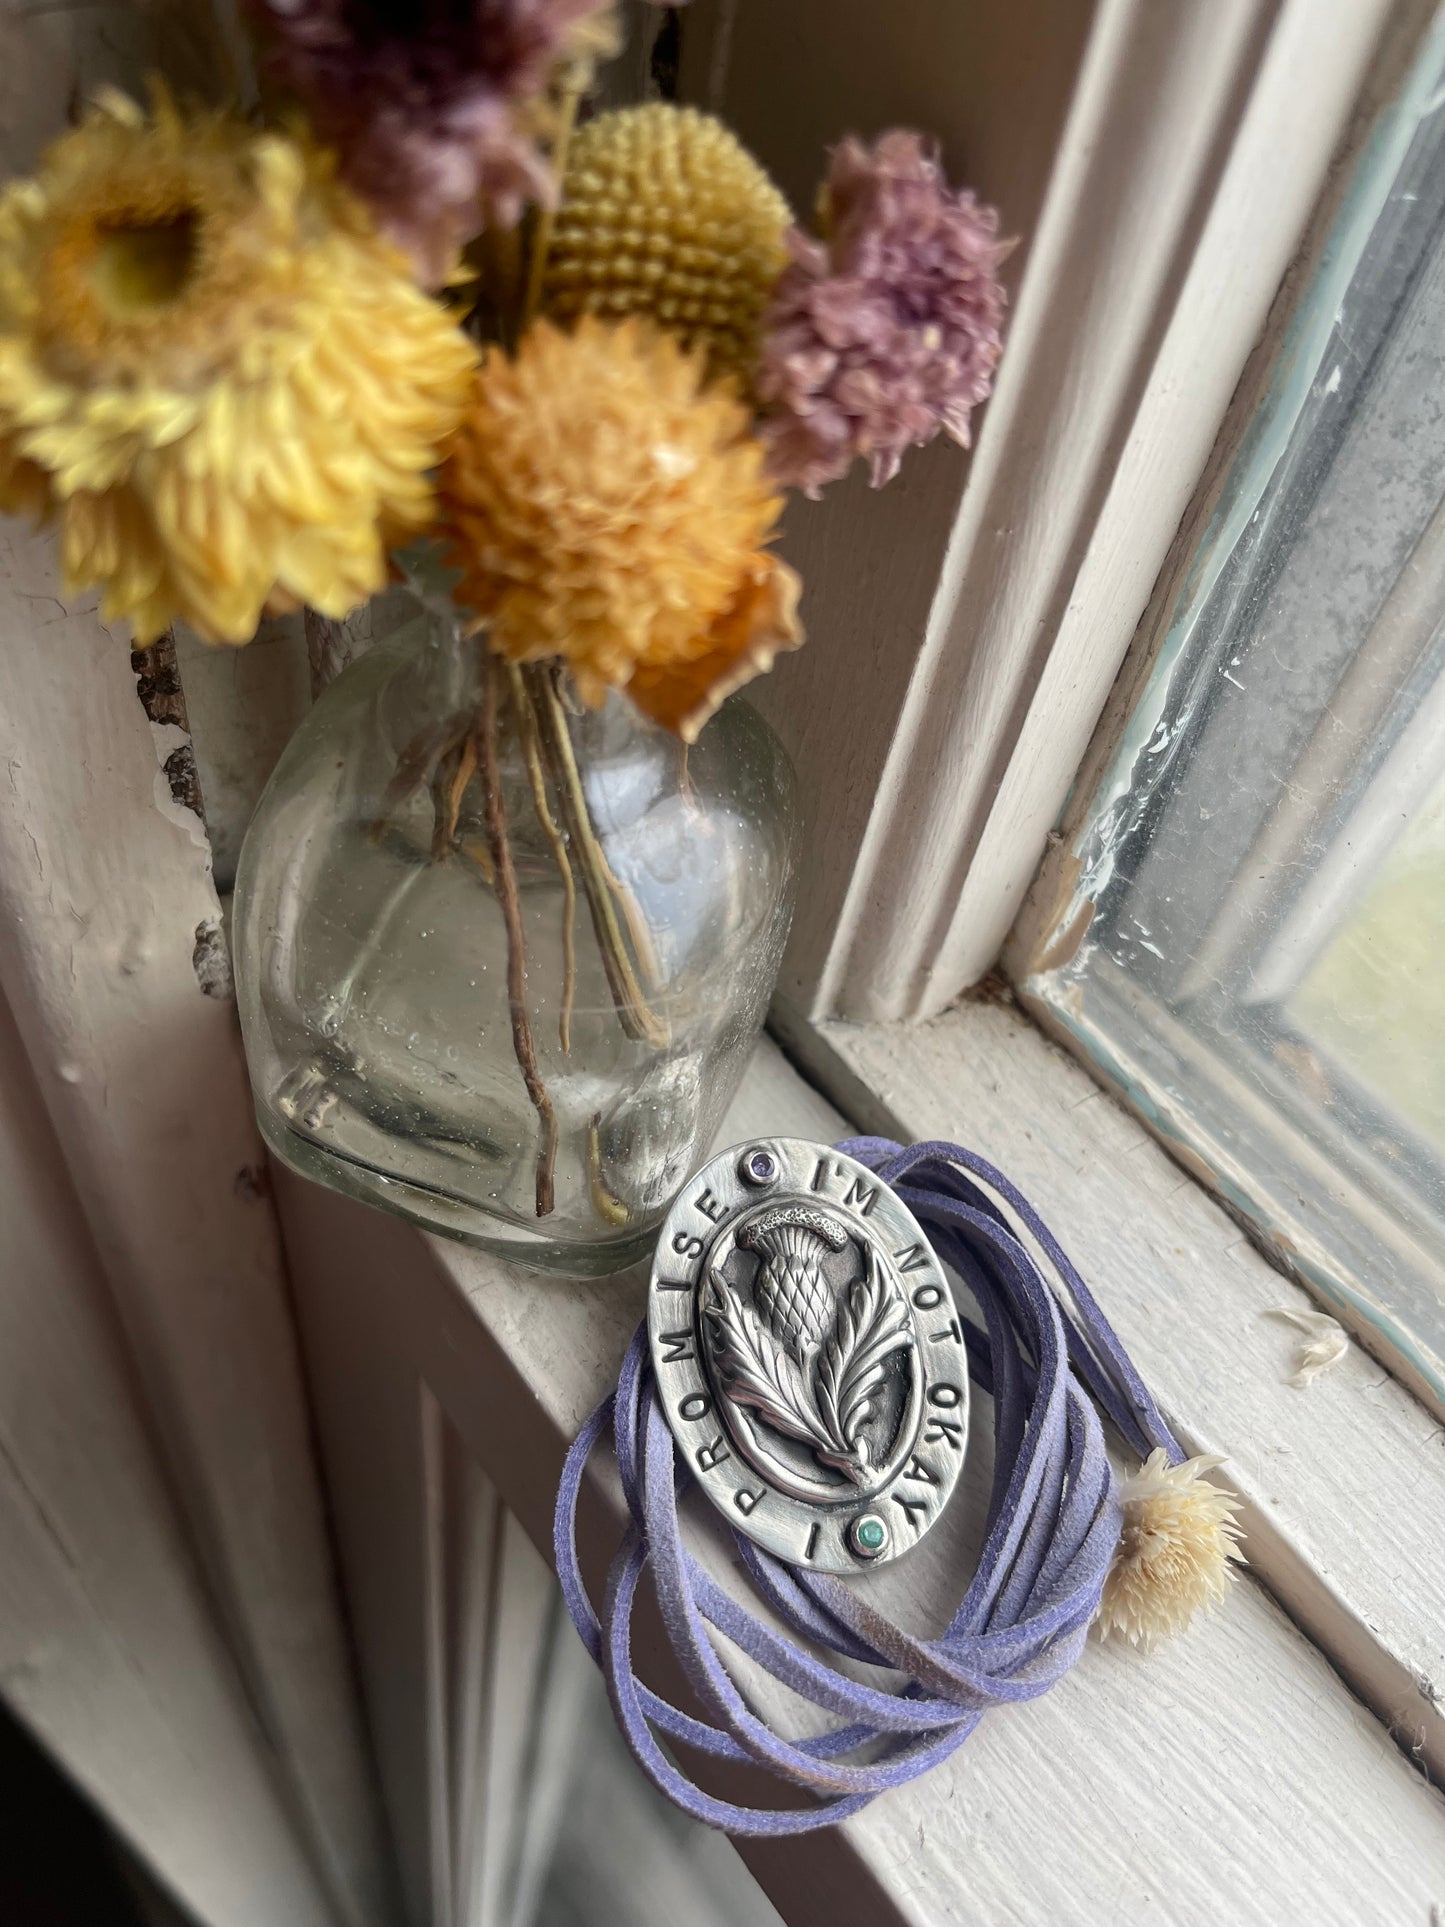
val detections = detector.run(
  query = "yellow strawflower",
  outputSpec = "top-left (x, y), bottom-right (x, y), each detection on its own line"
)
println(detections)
top-left (543, 104), bottom-right (790, 382)
top-left (439, 316), bottom-right (802, 741)
top-left (0, 87), bottom-right (476, 644)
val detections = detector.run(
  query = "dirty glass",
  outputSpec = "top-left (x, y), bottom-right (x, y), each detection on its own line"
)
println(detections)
top-left (1020, 15), bottom-right (1445, 1404)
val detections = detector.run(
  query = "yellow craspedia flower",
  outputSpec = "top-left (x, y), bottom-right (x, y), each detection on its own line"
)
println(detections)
top-left (0, 87), bottom-right (476, 644)
top-left (439, 316), bottom-right (802, 742)
top-left (542, 104), bottom-right (790, 383)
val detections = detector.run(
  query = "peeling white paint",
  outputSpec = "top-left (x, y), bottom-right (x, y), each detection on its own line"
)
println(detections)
top-left (147, 720), bottom-right (209, 852)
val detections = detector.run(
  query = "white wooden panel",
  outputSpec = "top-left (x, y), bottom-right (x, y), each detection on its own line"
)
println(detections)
top-left (538, 1686), bottom-right (783, 1927)
top-left (504, 1602), bottom-right (591, 1927)
top-left (276, 1037), bottom-right (1445, 1927)
top-left (420, 1398), bottom-right (572, 1927)
top-left (432, 1413), bottom-right (499, 1927)
top-left (0, 7), bottom-right (393, 1920)
top-left (279, 1200), bottom-right (435, 1927)
top-left (0, 518), bottom-right (394, 1927)
top-left (458, 1493), bottom-right (568, 1927)
top-left (0, 985), bottom-right (333, 1927)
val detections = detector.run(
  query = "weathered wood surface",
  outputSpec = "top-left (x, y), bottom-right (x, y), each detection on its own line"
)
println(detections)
top-left (0, 984), bottom-right (335, 1927)
top-left (780, 1000), bottom-right (1445, 1785)
top-left (419, 1409), bottom-right (580, 1927)
top-left (0, 6), bottom-right (395, 1921)
top-left (0, 520), bottom-right (395, 1927)
top-left (278, 1036), bottom-right (1445, 1927)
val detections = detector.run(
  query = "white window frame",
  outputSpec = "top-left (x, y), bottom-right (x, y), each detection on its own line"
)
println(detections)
top-left (695, 0), bottom-right (1419, 1025)
top-left (1001, 0), bottom-right (1445, 1423)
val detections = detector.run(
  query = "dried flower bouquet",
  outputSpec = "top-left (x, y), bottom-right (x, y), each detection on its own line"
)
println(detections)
top-left (0, 2), bottom-right (1008, 1224)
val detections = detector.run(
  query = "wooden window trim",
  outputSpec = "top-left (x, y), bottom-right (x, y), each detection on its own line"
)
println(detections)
top-left (702, 0), bottom-right (1413, 1023)
top-left (1003, 0), bottom-right (1445, 1418)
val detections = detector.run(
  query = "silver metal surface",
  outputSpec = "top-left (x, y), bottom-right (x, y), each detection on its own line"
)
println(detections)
top-left (647, 1139), bottom-right (969, 1571)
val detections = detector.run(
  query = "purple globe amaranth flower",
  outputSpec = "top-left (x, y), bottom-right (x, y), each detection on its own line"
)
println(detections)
top-left (248, 0), bottom-right (641, 284)
top-left (757, 129), bottom-right (1008, 497)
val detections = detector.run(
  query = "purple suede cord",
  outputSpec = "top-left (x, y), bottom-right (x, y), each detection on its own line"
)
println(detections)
top-left (553, 1137), bottom-right (1184, 1835)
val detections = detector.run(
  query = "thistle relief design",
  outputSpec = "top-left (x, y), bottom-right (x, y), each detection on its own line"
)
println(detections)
top-left (706, 1209), bottom-right (914, 1487)
top-left (648, 1138), bottom-right (969, 1571)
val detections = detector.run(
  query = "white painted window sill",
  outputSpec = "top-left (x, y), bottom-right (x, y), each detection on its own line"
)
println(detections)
top-left (778, 1000), bottom-right (1445, 1781)
top-left (278, 1016), bottom-right (1445, 1925)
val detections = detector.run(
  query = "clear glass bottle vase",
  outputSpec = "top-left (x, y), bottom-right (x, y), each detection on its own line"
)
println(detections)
top-left (232, 597), bottom-right (799, 1274)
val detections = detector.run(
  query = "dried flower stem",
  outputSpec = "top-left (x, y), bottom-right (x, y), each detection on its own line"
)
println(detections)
top-left (594, 835), bottom-right (662, 991)
top-left (374, 664), bottom-right (664, 1059)
top-left (468, 222), bottom-right (526, 352)
top-left (441, 731), bottom-right (480, 853)
top-left (479, 649), bottom-right (558, 1217)
top-left (527, 664), bottom-right (670, 1048)
top-left (429, 743), bottom-right (460, 859)
top-left (457, 835), bottom-right (497, 886)
top-left (586, 1113), bottom-right (632, 1226)
top-left (368, 711), bottom-right (471, 840)
top-left (430, 738), bottom-right (466, 859)
top-left (506, 663), bottom-right (577, 1053)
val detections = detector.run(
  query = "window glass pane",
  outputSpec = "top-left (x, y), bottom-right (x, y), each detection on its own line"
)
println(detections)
top-left (1019, 13), bottom-right (1445, 1406)
top-left (1290, 768), bottom-right (1445, 1157)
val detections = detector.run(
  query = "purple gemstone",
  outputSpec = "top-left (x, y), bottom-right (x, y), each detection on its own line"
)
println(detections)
top-left (741, 1149), bottom-right (777, 1186)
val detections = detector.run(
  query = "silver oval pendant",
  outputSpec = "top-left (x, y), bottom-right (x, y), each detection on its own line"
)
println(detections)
top-left (647, 1139), bottom-right (969, 1571)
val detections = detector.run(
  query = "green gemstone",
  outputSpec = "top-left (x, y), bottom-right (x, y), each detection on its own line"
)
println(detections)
top-left (854, 1517), bottom-right (886, 1552)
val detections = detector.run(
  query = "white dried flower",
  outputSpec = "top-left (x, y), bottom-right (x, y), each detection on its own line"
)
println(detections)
top-left (1266, 1306), bottom-right (1348, 1388)
top-left (1097, 1450), bottom-right (1244, 1649)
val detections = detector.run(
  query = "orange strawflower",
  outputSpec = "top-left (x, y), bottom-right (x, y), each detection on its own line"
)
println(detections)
top-left (439, 316), bottom-right (801, 740)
